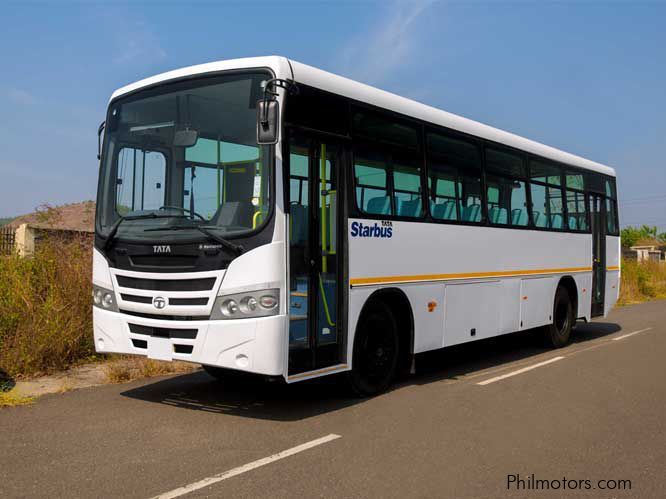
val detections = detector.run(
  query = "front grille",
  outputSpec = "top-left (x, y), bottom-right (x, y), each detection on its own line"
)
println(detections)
top-left (128, 323), bottom-right (198, 339)
top-left (169, 297), bottom-right (209, 306)
top-left (121, 294), bottom-right (153, 304)
top-left (120, 309), bottom-right (209, 321)
top-left (117, 275), bottom-right (216, 292)
top-left (120, 295), bottom-right (208, 306)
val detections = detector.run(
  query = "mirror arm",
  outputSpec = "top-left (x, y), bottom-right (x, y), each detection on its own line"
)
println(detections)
top-left (261, 78), bottom-right (299, 113)
top-left (97, 121), bottom-right (106, 160)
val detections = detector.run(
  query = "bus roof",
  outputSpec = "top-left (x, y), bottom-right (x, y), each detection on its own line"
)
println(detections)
top-left (110, 56), bottom-right (616, 177)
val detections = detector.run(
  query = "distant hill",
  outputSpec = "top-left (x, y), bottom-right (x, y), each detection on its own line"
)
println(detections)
top-left (0, 217), bottom-right (15, 227)
top-left (7, 201), bottom-right (95, 232)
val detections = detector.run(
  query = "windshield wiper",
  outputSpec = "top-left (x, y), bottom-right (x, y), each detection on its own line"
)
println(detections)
top-left (144, 224), bottom-right (244, 255)
top-left (103, 213), bottom-right (189, 250)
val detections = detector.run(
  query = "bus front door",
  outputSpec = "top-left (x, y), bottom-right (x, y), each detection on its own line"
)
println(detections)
top-left (287, 132), bottom-right (346, 375)
top-left (590, 194), bottom-right (606, 317)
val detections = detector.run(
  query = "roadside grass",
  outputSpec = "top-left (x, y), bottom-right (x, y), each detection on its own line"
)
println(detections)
top-left (104, 356), bottom-right (195, 384)
top-left (0, 383), bottom-right (34, 408)
top-left (619, 259), bottom-right (666, 305)
top-left (0, 232), bottom-right (93, 378)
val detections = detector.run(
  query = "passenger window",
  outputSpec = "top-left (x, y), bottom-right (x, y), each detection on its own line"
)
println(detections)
top-left (116, 148), bottom-right (166, 215)
top-left (428, 167), bottom-right (459, 220)
top-left (530, 183), bottom-right (564, 229)
top-left (606, 198), bottom-right (619, 235)
top-left (394, 166), bottom-right (423, 218)
top-left (566, 190), bottom-right (588, 231)
top-left (486, 176), bottom-right (528, 227)
top-left (530, 159), bottom-right (562, 185)
top-left (426, 132), bottom-right (483, 223)
top-left (352, 110), bottom-right (419, 149)
top-left (355, 158), bottom-right (391, 215)
top-left (604, 178), bottom-right (617, 199)
top-left (566, 171), bottom-right (585, 190)
top-left (485, 148), bottom-right (528, 226)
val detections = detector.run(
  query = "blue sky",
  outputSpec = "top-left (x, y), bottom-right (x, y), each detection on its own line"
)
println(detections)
top-left (1, 0), bottom-right (665, 229)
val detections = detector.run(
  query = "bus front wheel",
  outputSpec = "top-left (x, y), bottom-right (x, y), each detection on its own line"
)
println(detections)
top-left (544, 286), bottom-right (574, 348)
top-left (348, 300), bottom-right (400, 397)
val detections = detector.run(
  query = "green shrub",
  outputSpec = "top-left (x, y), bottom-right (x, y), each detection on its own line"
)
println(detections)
top-left (0, 233), bottom-right (93, 377)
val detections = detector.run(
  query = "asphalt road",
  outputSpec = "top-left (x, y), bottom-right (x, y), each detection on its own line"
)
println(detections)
top-left (1, 300), bottom-right (665, 499)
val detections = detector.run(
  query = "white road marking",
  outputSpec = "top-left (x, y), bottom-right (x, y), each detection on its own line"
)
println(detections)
top-left (477, 356), bottom-right (565, 386)
top-left (612, 327), bottom-right (653, 341)
top-left (151, 434), bottom-right (341, 499)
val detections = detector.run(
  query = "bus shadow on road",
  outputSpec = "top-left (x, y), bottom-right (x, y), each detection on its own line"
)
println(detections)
top-left (409, 321), bottom-right (622, 386)
top-left (120, 369), bottom-right (361, 421)
top-left (121, 321), bottom-right (621, 420)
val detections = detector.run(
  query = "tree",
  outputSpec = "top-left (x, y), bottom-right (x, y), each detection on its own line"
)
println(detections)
top-left (621, 226), bottom-right (643, 247)
top-left (621, 225), bottom-right (663, 247)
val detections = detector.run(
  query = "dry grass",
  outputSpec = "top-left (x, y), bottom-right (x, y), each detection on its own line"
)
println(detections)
top-left (0, 387), bottom-right (34, 408)
top-left (0, 232), bottom-right (94, 377)
top-left (104, 356), bottom-right (195, 384)
top-left (619, 259), bottom-right (666, 305)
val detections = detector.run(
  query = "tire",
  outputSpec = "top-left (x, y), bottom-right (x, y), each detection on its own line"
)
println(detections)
top-left (348, 300), bottom-right (400, 397)
top-left (544, 286), bottom-right (574, 348)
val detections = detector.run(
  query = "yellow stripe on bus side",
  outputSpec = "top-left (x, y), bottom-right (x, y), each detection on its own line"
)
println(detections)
top-left (349, 266), bottom-right (592, 287)
top-left (607, 266), bottom-right (620, 271)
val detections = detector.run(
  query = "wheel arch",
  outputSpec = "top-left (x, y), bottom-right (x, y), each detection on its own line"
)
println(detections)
top-left (557, 275), bottom-right (579, 318)
top-left (355, 287), bottom-right (414, 374)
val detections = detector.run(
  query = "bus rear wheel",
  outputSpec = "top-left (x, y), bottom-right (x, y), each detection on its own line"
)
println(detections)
top-left (348, 301), bottom-right (399, 397)
top-left (544, 286), bottom-right (574, 348)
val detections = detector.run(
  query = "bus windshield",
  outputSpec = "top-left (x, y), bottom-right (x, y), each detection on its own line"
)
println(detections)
top-left (96, 71), bottom-right (273, 242)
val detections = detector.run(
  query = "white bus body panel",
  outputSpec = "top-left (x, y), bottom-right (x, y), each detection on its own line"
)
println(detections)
top-left (605, 236), bottom-right (621, 316)
top-left (347, 219), bottom-right (593, 358)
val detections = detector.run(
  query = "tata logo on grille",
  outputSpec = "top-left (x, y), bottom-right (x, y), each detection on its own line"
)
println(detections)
top-left (153, 297), bottom-right (167, 309)
top-left (153, 245), bottom-right (171, 253)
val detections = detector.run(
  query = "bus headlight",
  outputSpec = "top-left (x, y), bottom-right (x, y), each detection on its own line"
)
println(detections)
top-left (92, 285), bottom-right (118, 312)
top-left (211, 289), bottom-right (280, 320)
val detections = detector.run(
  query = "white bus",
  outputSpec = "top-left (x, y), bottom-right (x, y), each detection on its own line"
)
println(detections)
top-left (93, 56), bottom-right (620, 395)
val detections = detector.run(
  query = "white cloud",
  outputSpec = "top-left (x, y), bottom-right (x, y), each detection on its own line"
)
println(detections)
top-left (8, 88), bottom-right (36, 106)
top-left (336, 0), bottom-right (436, 85)
top-left (114, 20), bottom-right (167, 65)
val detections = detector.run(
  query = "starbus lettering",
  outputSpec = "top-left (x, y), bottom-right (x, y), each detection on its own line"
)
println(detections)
top-left (350, 221), bottom-right (393, 238)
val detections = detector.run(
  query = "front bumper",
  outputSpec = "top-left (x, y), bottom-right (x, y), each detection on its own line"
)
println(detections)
top-left (93, 308), bottom-right (286, 376)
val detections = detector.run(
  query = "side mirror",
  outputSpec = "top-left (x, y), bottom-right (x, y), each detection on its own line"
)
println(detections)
top-left (257, 99), bottom-right (279, 145)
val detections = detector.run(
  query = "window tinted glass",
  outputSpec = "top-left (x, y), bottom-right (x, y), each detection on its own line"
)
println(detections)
top-left (286, 85), bottom-right (349, 136)
top-left (530, 183), bottom-right (564, 229)
top-left (428, 166), bottom-right (459, 221)
top-left (486, 148), bottom-right (526, 177)
top-left (427, 133), bottom-right (480, 170)
top-left (486, 175), bottom-right (528, 226)
top-left (355, 156), bottom-right (391, 215)
top-left (394, 165), bottom-right (423, 218)
top-left (605, 178), bottom-right (617, 199)
top-left (566, 171), bottom-right (585, 190)
top-left (530, 159), bottom-right (562, 185)
top-left (426, 132), bottom-right (483, 223)
top-left (566, 190), bottom-right (588, 231)
top-left (352, 110), bottom-right (418, 149)
top-left (606, 198), bottom-right (619, 235)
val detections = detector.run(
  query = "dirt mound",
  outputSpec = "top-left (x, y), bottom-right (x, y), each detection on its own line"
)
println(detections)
top-left (10, 201), bottom-right (95, 232)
